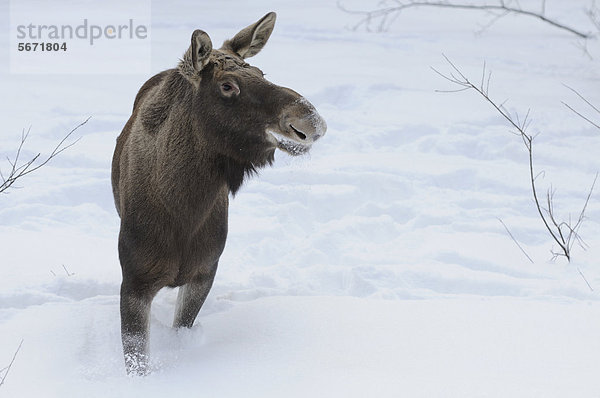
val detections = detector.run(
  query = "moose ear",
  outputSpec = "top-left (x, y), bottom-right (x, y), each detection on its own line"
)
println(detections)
top-left (190, 29), bottom-right (213, 71)
top-left (221, 12), bottom-right (276, 59)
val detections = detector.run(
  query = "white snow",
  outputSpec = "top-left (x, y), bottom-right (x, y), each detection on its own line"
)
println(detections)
top-left (1, 0), bottom-right (600, 396)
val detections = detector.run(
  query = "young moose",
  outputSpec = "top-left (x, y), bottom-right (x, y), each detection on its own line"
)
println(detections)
top-left (111, 12), bottom-right (326, 375)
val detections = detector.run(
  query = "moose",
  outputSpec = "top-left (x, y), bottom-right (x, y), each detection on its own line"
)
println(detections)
top-left (111, 12), bottom-right (326, 375)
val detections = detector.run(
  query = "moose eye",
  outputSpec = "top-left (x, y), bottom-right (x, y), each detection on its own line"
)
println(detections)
top-left (220, 81), bottom-right (239, 97)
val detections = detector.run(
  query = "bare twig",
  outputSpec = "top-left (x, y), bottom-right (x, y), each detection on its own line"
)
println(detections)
top-left (0, 117), bottom-right (90, 194)
top-left (62, 264), bottom-right (75, 277)
top-left (586, 0), bottom-right (600, 32)
top-left (433, 56), bottom-right (597, 262)
top-left (563, 102), bottom-right (600, 130)
top-left (339, 0), bottom-right (593, 38)
top-left (562, 84), bottom-right (600, 131)
top-left (474, 8), bottom-right (511, 36)
top-left (541, 0), bottom-right (546, 15)
top-left (577, 267), bottom-right (594, 292)
top-left (497, 217), bottom-right (535, 263)
top-left (565, 173), bottom-right (598, 254)
top-left (0, 339), bottom-right (24, 388)
top-left (563, 85), bottom-right (600, 115)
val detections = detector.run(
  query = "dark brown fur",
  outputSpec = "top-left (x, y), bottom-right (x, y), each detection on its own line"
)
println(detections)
top-left (111, 12), bottom-right (326, 375)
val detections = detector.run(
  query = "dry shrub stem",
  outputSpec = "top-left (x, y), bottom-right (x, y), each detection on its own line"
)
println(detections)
top-left (0, 339), bottom-right (24, 388)
top-left (338, 0), bottom-right (594, 38)
top-left (0, 117), bottom-right (90, 194)
top-left (562, 84), bottom-right (600, 131)
top-left (433, 55), bottom-right (597, 262)
top-left (497, 217), bottom-right (535, 264)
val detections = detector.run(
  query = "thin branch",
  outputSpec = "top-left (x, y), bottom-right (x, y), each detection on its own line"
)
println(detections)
top-left (563, 84), bottom-right (600, 115)
top-left (475, 9), bottom-right (511, 36)
top-left (339, 0), bottom-right (593, 38)
top-left (562, 84), bottom-right (600, 131)
top-left (0, 117), bottom-right (90, 194)
top-left (562, 102), bottom-right (600, 130)
top-left (62, 264), bottom-right (75, 277)
top-left (566, 173), bottom-right (598, 252)
top-left (577, 267), bottom-right (594, 292)
top-left (497, 217), bottom-right (535, 263)
top-left (541, 0), bottom-right (546, 15)
top-left (523, 126), bottom-right (569, 260)
top-left (586, 0), bottom-right (600, 32)
top-left (434, 56), bottom-right (597, 262)
top-left (0, 339), bottom-right (24, 388)
top-left (545, 187), bottom-right (564, 245)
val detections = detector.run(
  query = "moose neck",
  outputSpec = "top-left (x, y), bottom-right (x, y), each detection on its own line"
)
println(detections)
top-left (215, 155), bottom-right (259, 196)
top-left (158, 119), bottom-right (264, 217)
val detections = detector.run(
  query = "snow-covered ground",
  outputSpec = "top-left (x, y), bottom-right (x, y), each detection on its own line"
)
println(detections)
top-left (1, 0), bottom-right (600, 396)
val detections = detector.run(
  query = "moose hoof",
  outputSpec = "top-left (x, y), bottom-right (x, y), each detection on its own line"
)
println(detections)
top-left (124, 352), bottom-right (151, 376)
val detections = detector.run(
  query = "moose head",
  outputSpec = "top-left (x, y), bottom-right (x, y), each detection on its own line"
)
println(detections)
top-left (178, 12), bottom-right (326, 171)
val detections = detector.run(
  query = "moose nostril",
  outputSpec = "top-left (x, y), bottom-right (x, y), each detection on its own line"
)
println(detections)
top-left (290, 124), bottom-right (307, 140)
top-left (295, 130), bottom-right (307, 140)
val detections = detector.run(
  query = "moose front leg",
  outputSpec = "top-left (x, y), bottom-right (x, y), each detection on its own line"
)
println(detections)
top-left (120, 283), bottom-right (155, 376)
top-left (173, 264), bottom-right (218, 329)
